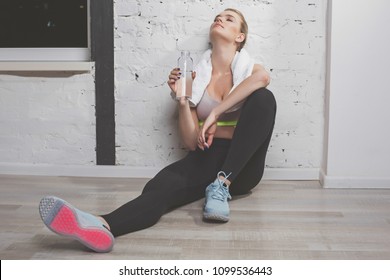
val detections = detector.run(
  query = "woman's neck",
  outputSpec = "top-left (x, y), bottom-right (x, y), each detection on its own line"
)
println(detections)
top-left (211, 44), bottom-right (237, 75)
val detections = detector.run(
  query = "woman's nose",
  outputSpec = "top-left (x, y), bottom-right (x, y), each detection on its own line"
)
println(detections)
top-left (216, 17), bottom-right (222, 23)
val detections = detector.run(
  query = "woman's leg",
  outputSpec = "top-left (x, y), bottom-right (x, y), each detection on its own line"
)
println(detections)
top-left (39, 140), bottom-right (230, 252)
top-left (228, 123), bottom-right (274, 195)
top-left (101, 139), bottom-right (230, 237)
top-left (203, 88), bottom-right (276, 220)
top-left (222, 87), bottom-right (276, 191)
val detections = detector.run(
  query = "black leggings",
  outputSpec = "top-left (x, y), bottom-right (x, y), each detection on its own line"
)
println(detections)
top-left (102, 88), bottom-right (276, 237)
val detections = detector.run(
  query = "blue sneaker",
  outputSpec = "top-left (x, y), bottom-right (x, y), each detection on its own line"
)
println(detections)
top-left (203, 171), bottom-right (232, 222)
top-left (39, 196), bottom-right (114, 253)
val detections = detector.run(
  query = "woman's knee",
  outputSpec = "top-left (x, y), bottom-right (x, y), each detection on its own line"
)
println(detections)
top-left (142, 177), bottom-right (160, 194)
top-left (248, 87), bottom-right (276, 109)
top-left (241, 87), bottom-right (276, 121)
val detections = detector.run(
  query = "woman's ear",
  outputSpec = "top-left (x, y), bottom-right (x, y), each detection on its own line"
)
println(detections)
top-left (235, 33), bottom-right (245, 44)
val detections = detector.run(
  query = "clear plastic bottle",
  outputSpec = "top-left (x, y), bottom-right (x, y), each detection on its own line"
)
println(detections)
top-left (176, 51), bottom-right (193, 100)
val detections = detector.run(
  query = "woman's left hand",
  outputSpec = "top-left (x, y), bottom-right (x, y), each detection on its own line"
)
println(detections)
top-left (198, 111), bottom-right (218, 150)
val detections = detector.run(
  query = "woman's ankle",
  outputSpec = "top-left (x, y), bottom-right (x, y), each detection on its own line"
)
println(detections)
top-left (97, 216), bottom-right (111, 231)
top-left (219, 176), bottom-right (231, 187)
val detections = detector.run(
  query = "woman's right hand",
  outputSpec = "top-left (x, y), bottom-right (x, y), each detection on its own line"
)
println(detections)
top-left (167, 67), bottom-right (181, 95)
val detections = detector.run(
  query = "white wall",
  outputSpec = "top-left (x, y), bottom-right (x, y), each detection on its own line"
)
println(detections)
top-left (321, 0), bottom-right (390, 188)
top-left (0, 0), bottom-right (328, 179)
top-left (0, 72), bottom-right (96, 166)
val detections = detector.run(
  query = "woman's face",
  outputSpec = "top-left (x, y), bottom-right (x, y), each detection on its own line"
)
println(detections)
top-left (209, 10), bottom-right (244, 47)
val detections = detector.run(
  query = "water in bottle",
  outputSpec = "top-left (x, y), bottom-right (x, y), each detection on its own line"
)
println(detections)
top-left (176, 51), bottom-right (193, 100)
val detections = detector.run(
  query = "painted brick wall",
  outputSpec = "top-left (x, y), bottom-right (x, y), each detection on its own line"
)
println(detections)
top-left (114, 0), bottom-right (327, 169)
top-left (0, 0), bottom-right (327, 173)
top-left (0, 72), bottom-right (96, 165)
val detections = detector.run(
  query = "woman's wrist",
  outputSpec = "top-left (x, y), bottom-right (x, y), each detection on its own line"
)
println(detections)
top-left (178, 97), bottom-right (189, 107)
top-left (170, 91), bottom-right (189, 106)
top-left (211, 107), bottom-right (221, 120)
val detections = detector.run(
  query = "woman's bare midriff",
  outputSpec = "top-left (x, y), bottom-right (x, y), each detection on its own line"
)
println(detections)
top-left (214, 126), bottom-right (235, 140)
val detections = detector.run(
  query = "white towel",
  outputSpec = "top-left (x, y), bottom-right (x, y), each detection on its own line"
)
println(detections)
top-left (189, 48), bottom-right (254, 112)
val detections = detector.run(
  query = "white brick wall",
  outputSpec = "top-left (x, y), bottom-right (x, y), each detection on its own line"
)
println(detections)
top-left (114, 0), bottom-right (327, 170)
top-left (0, 0), bottom-right (327, 177)
top-left (0, 71), bottom-right (96, 165)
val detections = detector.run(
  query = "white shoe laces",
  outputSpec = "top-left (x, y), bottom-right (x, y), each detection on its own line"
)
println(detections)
top-left (210, 171), bottom-right (232, 201)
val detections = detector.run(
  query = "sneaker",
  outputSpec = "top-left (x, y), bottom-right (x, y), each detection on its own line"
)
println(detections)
top-left (203, 171), bottom-right (232, 222)
top-left (39, 196), bottom-right (114, 253)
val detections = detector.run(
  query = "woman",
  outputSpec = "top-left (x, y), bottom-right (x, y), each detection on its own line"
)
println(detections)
top-left (39, 8), bottom-right (276, 253)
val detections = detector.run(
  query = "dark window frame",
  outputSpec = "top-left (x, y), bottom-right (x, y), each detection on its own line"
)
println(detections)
top-left (91, 0), bottom-right (115, 165)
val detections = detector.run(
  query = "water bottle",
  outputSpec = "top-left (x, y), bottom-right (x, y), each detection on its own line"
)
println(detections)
top-left (176, 51), bottom-right (193, 100)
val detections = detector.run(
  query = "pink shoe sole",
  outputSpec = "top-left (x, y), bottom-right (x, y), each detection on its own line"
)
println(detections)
top-left (39, 196), bottom-right (114, 253)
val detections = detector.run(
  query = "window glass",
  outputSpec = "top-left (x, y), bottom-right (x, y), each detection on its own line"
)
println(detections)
top-left (0, 0), bottom-right (88, 48)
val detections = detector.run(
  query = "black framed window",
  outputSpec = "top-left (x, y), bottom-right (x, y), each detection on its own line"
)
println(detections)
top-left (0, 0), bottom-right (89, 61)
top-left (0, 0), bottom-right (88, 48)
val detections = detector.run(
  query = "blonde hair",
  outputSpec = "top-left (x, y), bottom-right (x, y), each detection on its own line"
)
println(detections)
top-left (224, 8), bottom-right (248, 51)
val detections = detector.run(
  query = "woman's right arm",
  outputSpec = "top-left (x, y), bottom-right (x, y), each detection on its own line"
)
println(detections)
top-left (178, 101), bottom-right (199, 151)
top-left (168, 68), bottom-right (199, 151)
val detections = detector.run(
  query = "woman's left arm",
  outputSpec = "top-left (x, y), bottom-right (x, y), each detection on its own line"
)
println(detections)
top-left (199, 64), bottom-right (270, 148)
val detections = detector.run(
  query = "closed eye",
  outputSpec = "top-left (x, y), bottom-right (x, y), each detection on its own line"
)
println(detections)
top-left (226, 15), bottom-right (236, 22)
top-left (214, 14), bottom-right (235, 23)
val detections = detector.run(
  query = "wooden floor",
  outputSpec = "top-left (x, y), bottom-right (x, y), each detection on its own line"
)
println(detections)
top-left (0, 174), bottom-right (390, 260)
